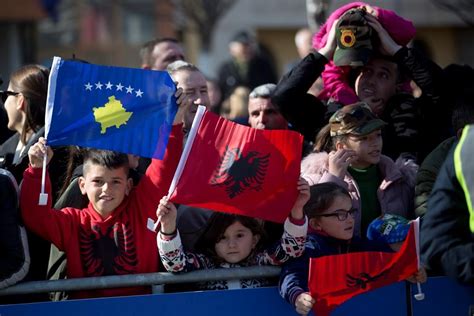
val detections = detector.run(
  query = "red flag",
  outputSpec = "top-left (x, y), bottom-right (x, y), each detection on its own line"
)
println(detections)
top-left (168, 109), bottom-right (303, 223)
top-left (308, 219), bottom-right (420, 316)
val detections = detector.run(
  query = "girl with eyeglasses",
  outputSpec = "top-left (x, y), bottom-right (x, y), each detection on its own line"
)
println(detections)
top-left (301, 102), bottom-right (416, 238)
top-left (279, 182), bottom-right (425, 315)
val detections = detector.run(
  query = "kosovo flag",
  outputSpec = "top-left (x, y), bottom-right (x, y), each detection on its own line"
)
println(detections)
top-left (168, 107), bottom-right (303, 223)
top-left (308, 219), bottom-right (420, 316)
top-left (45, 56), bottom-right (177, 159)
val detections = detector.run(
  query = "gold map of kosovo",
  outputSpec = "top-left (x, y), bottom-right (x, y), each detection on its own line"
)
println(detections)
top-left (93, 96), bottom-right (133, 134)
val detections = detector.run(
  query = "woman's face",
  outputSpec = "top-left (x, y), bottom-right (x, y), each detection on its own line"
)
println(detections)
top-left (3, 82), bottom-right (23, 133)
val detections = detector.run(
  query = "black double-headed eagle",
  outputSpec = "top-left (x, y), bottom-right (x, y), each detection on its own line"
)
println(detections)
top-left (210, 146), bottom-right (270, 198)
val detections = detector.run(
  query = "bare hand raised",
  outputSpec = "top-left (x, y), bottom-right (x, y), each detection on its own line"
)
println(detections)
top-left (365, 14), bottom-right (402, 56)
top-left (173, 86), bottom-right (192, 125)
top-left (28, 137), bottom-right (53, 169)
top-left (291, 177), bottom-right (310, 220)
top-left (156, 196), bottom-right (177, 235)
top-left (318, 18), bottom-right (339, 60)
top-left (328, 148), bottom-right (357, 179)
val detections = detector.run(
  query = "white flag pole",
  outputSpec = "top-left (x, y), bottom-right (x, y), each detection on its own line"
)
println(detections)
top-left (38, 56), bottom-right (61, 206)
top-left (38, 148), bottom-right (49, 205)
top-left (412, 217), bottom-right (425, 301)
top-left (147, 105), bottom-right (207, 232)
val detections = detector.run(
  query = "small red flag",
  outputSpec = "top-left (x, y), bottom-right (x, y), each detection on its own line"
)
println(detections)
top-left (168, 109), bottom-right (303, 223)
top-left (308, 219), bottom-right (420, 316)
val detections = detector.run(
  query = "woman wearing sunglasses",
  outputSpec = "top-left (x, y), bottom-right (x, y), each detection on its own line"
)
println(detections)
top-left (0, 65), bottom-right (68, 302)
top-left (0, 65), bottom-right (50, 183)
top-left (300, 102), bottom-right (416, 238)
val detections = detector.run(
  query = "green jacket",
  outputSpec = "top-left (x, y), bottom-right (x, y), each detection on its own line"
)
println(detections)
top-left (414, 136), bottom-right (457, 217)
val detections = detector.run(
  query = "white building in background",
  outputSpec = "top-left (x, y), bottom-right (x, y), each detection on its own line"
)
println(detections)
top-left (1, 0), bottom-right (472, 82)
top-left (198, 0), bottom-right (473, 77)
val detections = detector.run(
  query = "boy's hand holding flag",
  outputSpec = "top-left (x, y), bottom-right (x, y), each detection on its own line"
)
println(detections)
top-left (39, 57), bottom-right (179, 204)
top-left (45, 57), bottom-right (178, 158)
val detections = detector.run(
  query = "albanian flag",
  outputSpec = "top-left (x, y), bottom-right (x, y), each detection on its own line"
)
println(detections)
top-left (308, 219), bottom-right (420, 316)
top-left (168, 106), bottom-right (303, 223)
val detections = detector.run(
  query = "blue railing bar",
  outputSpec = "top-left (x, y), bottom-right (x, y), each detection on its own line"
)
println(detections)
top-left (0, 266), bottom-right (281, 296)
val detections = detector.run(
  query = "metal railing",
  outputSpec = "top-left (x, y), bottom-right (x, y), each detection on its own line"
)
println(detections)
top-left (0, 266), bottom-right (281, 296)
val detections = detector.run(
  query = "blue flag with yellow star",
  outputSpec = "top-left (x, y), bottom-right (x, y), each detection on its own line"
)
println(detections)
top-left (45, 57), bottom-right (178, 159)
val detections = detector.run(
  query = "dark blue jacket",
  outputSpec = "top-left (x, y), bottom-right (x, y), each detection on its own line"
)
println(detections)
top-left (279, 233), bottom-right (391, 306)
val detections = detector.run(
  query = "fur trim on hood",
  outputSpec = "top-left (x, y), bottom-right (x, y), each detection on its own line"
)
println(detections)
top-left (300, 152), bottom-right (330, 185)
top-left (301, 151), bottom-right (418, 187)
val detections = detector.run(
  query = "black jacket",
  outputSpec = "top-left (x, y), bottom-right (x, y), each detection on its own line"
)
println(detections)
top-left (271, 52), bottom-right (328, 143)
top-left (421, 143), bottom-right (474, 283)
top-left (0, 128), bottom-right (69, 201)
top-left (0, 169), bottom-right (29, 289)
top-left (382, 47), bottom-right (450, 163)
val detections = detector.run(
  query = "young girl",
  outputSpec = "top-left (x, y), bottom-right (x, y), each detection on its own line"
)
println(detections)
top-left (279, 182), bottom-right (425, 316)
top-left (301, 102), bottom-right (416, 237)
top-left (156, 178), bottom-right (310, 290)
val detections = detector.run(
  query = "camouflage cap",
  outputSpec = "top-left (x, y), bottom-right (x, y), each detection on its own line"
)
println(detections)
top-left (329, 102), bottom-right (386, 137)
top-left (334, 8), bottom-right (373, 67)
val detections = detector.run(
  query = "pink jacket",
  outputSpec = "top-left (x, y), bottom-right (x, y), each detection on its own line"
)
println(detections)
top-left (301, 151), bottom-right (417, 237)
top-left (313, 2), bottom-right (416, 105)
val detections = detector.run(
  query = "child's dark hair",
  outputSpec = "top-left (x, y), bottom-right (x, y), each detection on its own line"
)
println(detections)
top-left (82, 149), bottom-right (130, 175)
top-left (314, 124), bottom-right (347, 153)
top-left (194, 212), bottom-right (266, 263)
top-left (304, 183), bottom-right (351, 219)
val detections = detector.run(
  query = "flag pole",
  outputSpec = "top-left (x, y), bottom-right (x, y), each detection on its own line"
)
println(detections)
top-left (147, 105), bottom-right (207, 232)
top-left (412, 217), bottom-right (425, 301)
top-left (39, 56), bottom-right (60, 206)
top-left (38, 147), bottom-right (48, 205)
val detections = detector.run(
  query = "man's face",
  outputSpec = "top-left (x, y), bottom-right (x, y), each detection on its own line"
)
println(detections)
top-left (355, 58), bottom-right (398, 116)
top-left (248, 97), bottom-right (287, 130)
top-left (150, 42), bottom-right (185, 71)
top-left (172, 69), bottom-right (210, 130)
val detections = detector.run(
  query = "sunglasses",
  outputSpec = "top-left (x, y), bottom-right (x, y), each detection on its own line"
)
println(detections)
top-left (0, 91), bottom-right (20, 103)
top-left (316, 208), bottom-right (358, 221)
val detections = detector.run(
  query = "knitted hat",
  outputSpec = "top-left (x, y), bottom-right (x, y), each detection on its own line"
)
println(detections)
top-left (366, 214), bottom-right (410, 244)
top-left (329, 102), bottom-right (386, 136)
top-left (334, 8), bottom-right (373, 67)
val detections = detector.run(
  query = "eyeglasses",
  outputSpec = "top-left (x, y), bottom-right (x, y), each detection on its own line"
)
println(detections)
top-left (0, 91), bottom-right (20, 103)
top-left (316, 208), bottom-right (358, 221)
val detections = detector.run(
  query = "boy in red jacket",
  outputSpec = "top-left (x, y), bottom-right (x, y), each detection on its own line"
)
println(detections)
top-left (20, 93), bottom-right (188, 299)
